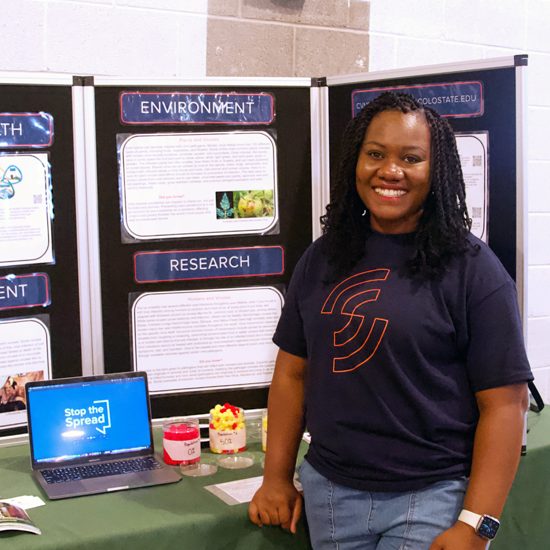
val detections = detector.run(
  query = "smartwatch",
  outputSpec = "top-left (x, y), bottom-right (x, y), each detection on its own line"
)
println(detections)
top-left (458, 509), bottom-right (500, 540)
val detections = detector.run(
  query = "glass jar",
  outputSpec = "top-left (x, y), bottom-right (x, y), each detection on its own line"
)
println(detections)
top-left (162, 418), bottom-right (201, 466)
top-left (209, 403), bottom-right (246, 454)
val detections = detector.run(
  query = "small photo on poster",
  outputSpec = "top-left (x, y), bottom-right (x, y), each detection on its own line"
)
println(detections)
top-left (0, 315), bottom-right (52, 430)
top-left (215, 190), bottom-right (275, 220)
top-left (118, 131), bottom-right (279, 242)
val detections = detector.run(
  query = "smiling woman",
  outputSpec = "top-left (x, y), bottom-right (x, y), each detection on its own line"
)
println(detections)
top-left (322, 92), bottom-right (472, 282)
top-left (355, 109), bottom-right (431, 234)
top-left (249, 92), bottom-right (533, 550)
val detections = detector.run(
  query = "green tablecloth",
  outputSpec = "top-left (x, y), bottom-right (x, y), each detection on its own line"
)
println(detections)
top-left (492, 408), bottom-right (550, 549)
top-left (0, 434), bottom-right (310, 550)
top-left (1, 409), bottom-right (548, 549)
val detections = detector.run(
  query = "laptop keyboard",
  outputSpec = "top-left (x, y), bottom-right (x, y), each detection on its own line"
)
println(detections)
top-left (41, 456), bottom-right (162, 484)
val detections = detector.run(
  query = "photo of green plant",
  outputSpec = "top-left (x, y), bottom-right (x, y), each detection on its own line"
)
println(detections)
top-left (215, 191), bottom-right (235, 219)
top-left (233, 190), bottom-right (274, 218)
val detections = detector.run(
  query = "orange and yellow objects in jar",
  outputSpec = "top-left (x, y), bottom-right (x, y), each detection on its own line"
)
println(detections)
top-left (209, 403), bottom-right (246, 454)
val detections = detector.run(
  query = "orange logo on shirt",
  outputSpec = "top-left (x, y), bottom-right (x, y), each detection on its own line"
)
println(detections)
top-left (321, 269), bottom-right (389, 373)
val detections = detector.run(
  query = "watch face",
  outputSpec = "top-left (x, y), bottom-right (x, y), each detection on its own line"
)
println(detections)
top-left (477, 516), bottom-right (500, 540)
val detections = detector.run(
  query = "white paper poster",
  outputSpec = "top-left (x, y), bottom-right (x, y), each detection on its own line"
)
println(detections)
top-left (455, 132), bottom-right (488, 242)
top-left (0, 153), bottom-right (53, 267)
top-left (119, 131), bottom-right (278, 241)
top-left (0, 317), bottom-right (52, 429)
top-left (131, 287), bottom-right (282, 394)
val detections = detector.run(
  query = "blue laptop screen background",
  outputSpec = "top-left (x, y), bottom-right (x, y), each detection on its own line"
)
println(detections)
top-left (28, 377), bottom-right (152, 463)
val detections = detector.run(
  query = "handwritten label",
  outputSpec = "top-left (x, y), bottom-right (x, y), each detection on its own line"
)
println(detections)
top-left (209, 429), bottom-right (247, 454)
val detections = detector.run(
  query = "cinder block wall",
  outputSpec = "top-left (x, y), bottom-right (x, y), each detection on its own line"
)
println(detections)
top-left (0, 0), bottom-right (369, 78)
top-left (206, 0), bottom-right (370, 77)
top-left (0, 0), bottom-right (208, 76)
top-left (367, 0), bottom-right (550, 402)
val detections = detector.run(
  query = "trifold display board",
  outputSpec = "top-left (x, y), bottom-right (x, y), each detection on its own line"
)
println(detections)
top-left (90, 78), bottom-right (315, 418)
top-left (0, 75), bottom-right (87, 435)
top-left (0, 55), bottom-right (528, 435)
top-left (325, 55), bottom-right (528, 319)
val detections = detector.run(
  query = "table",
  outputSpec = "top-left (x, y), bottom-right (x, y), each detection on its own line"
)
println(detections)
top-left (1, 409), bottom-right (549, 549)
top-left (492, 407), bottom-right (550, 549)
top-left (0, 434), bottom-right (310, 550)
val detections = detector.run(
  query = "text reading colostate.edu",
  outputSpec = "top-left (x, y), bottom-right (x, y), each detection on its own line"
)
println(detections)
top-left (170, 255), bottom-right (251, 272)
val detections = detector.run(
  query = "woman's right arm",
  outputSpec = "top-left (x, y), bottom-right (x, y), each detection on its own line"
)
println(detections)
top-left (248, 349), bottom-right (307, 534)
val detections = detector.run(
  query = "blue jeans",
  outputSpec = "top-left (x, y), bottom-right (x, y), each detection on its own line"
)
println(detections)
top-left (298, 460), bottom-right (467, 550)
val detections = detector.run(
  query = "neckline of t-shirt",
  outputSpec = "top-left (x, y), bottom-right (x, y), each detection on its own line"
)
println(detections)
top-left (368, 229), bottom-right (417, 243)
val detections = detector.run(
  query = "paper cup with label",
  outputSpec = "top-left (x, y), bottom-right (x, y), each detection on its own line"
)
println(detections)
top-left (209, 403), bottom-right (246, 454)
top-left (163, 418), bottom-right (201, 466)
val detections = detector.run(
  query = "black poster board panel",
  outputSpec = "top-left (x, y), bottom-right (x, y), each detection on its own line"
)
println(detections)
top-left (94, 85), bottom-right (312, 417)
top-left (0, 85), bottom-right (82, 374)
top-left (328, 67), bottom-right (517, 281)
top-left (0, 84), bottom-right (82, 434)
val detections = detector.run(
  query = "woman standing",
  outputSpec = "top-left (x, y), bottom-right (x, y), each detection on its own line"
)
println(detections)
top-left (249, 92), bottom-right (532, 549)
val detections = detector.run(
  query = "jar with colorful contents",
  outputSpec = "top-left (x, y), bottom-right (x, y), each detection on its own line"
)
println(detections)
top-left (209, 403), bottom-right (246, 454)
top-left (162, 418), bottom-right (201, 466)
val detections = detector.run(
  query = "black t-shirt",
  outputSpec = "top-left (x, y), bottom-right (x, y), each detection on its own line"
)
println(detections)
top-left (274, 232), bottom-right (533, 492)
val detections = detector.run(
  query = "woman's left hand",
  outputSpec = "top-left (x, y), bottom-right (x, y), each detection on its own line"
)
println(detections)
top-left (429, 521), bottom-right (488, 550)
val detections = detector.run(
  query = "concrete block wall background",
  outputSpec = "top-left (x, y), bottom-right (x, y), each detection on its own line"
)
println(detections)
top-left (1, 0), bottom-right (549, 401)
top-left (206, 0), bottom-right (370, 77)
top-left (367, 0), bottom-right (550, 402)
top-left (0, 0), bottom-right (209, 76)
top-left (0, 0), bottom-right (370, 78)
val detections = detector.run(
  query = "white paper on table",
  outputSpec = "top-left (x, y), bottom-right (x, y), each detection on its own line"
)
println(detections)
top-left (205, 475), bottom-right (263, 505)
top-left (1, 496), bottom-right (45, 510)
top-left (205, 475), bottom-right (302, 506)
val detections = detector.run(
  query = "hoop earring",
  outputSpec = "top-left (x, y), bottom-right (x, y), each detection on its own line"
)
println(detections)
top-left (362, 209), bottom-right (367, 217)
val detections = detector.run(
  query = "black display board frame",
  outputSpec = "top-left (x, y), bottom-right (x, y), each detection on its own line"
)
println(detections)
top-left (0, 57), bottom-right (529, 442)
top-left (90, 79), bottom-right (314, 418)
top-left (0, 76), bottom-right (85, 435)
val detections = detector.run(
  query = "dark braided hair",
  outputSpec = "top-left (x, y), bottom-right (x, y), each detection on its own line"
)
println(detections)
top-left (321, 91), bottom-right (472, 281)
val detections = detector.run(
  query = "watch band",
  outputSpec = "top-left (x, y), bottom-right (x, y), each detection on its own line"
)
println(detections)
top-left (458, 509), bottom-right (482, 529)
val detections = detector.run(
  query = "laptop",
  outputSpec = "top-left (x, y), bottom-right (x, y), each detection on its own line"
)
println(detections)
top-left (25, 371), bottom-right (181, 500)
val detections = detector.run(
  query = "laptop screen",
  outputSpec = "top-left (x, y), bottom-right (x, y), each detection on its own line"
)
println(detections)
top-left (26, 373), bottom-right (153, 465)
